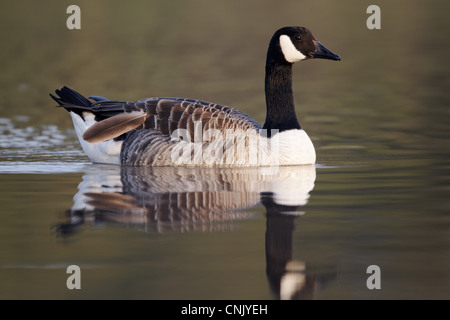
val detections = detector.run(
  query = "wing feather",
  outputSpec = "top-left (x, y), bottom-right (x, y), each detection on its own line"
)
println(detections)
top-left (68, 96), bottom-right (261, 143)
top-left (82, 111), bottom-right (148, 143)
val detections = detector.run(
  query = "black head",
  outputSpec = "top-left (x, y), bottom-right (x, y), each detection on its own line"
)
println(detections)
top-left (268, 26), bottom-right (341, 65)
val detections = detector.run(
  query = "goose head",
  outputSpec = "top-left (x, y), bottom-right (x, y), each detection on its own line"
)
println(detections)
top-left (268, 26), bottom-right (341, 65)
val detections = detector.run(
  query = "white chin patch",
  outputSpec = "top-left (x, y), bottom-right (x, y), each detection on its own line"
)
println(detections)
top-left (279, 35), bottom-right (307, 63)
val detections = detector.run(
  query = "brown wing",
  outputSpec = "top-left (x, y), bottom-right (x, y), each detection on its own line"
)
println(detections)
top-left (82, 111), bottom-right (148, 143)
top-left (84, 97), bottom-right (262, 143)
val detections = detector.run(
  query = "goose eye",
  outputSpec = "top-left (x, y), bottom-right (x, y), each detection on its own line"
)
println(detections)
top-left (294, 35), bottom-right (302, 41)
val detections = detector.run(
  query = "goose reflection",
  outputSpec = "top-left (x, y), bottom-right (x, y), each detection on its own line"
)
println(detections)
top-left (58, 164), bottom-right (333, 299)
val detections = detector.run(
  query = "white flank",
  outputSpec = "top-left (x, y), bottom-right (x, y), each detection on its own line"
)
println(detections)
top-left (70, 112), bottom-right (122, 165)
top-left (279, 35), bottom-right (307, 63)
top-left (169, 124), bottom-right (315, 167)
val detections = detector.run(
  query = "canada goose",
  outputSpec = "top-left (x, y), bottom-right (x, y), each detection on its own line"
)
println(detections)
top-left (51, 26), bottom-right (340, 167)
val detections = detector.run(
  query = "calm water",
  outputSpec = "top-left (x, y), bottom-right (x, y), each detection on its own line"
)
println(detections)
top-left (1, 1), bottom-right (449, 300)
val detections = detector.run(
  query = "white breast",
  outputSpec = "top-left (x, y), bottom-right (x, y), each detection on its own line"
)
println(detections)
top-left (273, 129), bottom-right (316, 165)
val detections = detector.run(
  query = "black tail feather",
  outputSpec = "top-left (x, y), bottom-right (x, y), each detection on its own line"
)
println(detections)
top-left (50, 86), bottom-right (93, 108)
top-left (51, 86), bottom-right (125, 120)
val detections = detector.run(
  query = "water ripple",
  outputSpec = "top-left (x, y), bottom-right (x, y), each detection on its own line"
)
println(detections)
top-left (0, 117), bottom-right (88, 173)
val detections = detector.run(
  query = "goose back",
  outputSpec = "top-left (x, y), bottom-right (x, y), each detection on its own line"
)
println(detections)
top-left (59, 94), bottom-right (265, 166)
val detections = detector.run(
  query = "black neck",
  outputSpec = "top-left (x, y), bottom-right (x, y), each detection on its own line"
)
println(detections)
top-left (263, 60), bottom-right (301, 136)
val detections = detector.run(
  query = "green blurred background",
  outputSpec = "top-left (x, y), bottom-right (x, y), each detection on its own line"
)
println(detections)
top-left (1, 0), bottom-right (448, 137)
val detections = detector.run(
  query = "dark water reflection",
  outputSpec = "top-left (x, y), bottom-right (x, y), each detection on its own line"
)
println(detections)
top-left (55, 164), bottom-right (329, 299)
